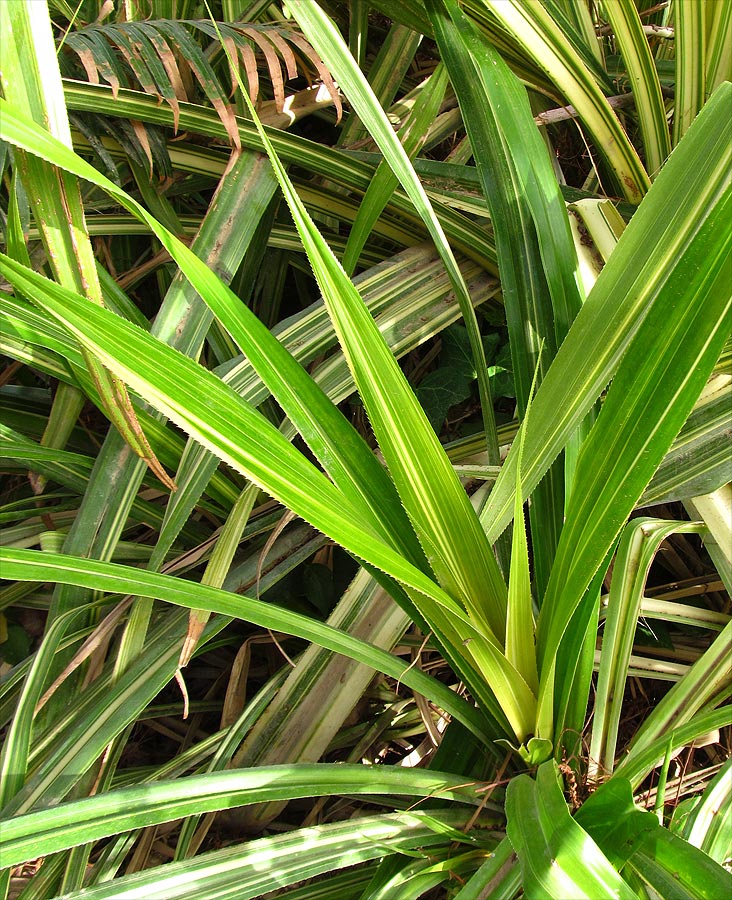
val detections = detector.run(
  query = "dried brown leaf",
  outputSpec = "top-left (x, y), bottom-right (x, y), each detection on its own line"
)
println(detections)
top-left (131, 118), bottom-right (155, 177)
top-left (265, 27), bottom-right (299, 81)
top-left (146, 30), bottom-right (185, 131)
top-left (242, 26), bottom-right (286, 113)
top-left (75, 47), bottom-right (101, 85)
top-left (282, 28), bottom-right (342, 123)
top-left (221, 34), bottom-right (241, 100)
top-left (237, 40), bottom-right (259, 104)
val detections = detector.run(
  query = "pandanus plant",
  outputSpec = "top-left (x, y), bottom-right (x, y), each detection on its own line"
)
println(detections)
top-left (0, 0), bottom-right (730, 897)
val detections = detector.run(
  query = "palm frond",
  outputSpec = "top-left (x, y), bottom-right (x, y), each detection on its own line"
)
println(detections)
top-left (61, 19), bottom-right (341, 142)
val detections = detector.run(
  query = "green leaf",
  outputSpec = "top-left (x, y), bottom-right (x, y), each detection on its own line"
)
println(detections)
top-left (3, 810), bottom-right (474, 900)
top-left (342, 62), bottom-right (449, 275)
top-left (627, 825), bottom-right (732, 900)
top-left (506, 761), bottom-right (640, 899)
top-left (536, 201), bottom-right (731, 738)
top-left (64, 80), bottom-right (500, 266)
top-left (574, 777), bottom-right (659, 870)
top-left (0, 765), bottom-right (485, 867)
top-left (601, 0), bottom-right (671, 176)
top-left (680, 758), bottom-right (732, 865)
top-left (0, 547), bottom-right (492, 746)
top-left (0, 240), bottom-right (528, 739)
top-left (642, 379), bottom-right (732, 505)
top-left (482, 0), bottom-right (650, 203)
top-left (415, 366), bottom-right (473, 434)
top-left (452, 836), bottom-right (521, 900)
top-left (207, 16), bottom-right (524, 723)
top-left (505, 362), bottom-right (539, 698)
top-left (0, 0), bottom-right (174, 493)
top-left (673, 0), bottom-right (706, 146)
top-left (589, 519), bottom-right (707, 779)
top-left (480, 81), bottom-right (732, 547)
top-left (705, 0), bottom-right (732, 95)
top-left (290, 0), bottom-right (503, 473)
top-left (425, 0), bottom-right (585, 596)
top-left (615, 621), bottom-right (732, 787)
top-left (614, 706), bottom-right (732, 791)
top-left (0, 98), bottom-right (425, 567)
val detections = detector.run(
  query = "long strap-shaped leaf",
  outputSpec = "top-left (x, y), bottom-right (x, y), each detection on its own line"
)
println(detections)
top-left (9, 810), bottom-right (480, 900)
top-left (342, 63), bottom-right (449, 276)
top-left (673, 0), bottom-right (706, 146)
top-left (588, 518), bottom-right (707, 779)
top-left (0, 765), bottom-right (482, 869)
top-left (0, 547), bottom-right (490, 747)
top-left (602, 0), bottom-right (671, 177)
top-left (0, 255), bottom-right (536, 740)
top-left (209, 16), bottom-right (541, 739)
top-left (535, 185), bottom-right (731, 740)
top-left (619, 618), bottom-right (732, 779)
top-left (0, 0), bottom-right (173, 492)
top-left (0, 97), bottom-right (422, 570)
top-left (61, 80), bottom-right (499, 267)
top-left (289, 1), bottom-right (503, 474)
top-left (483, 0), bottom-right (650, 203)
top-left (425, 0), bottom-right (584, 597)
top-left (480, 82), bottom-right (732, 544)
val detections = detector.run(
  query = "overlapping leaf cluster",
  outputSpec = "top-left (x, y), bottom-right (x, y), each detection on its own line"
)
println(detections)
top-left (0, 1), bottom-right (730, 897)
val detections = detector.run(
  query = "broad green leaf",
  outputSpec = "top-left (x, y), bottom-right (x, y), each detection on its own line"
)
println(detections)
top-left (574, 777), bottom-right (659, 870)
top-left (506, 761), bottom-right (640, 899)
top-left (626, 823), bottom-right (732, 900)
